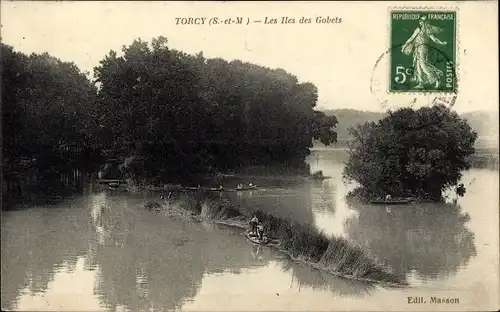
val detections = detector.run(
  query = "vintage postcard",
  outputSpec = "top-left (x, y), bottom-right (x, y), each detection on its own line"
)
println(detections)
top-left (1, 1), bottom-right (498, 312)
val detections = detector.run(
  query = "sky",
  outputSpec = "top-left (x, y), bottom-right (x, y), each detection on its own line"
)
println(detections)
top-left (1, 1), bottom-right (498, 113)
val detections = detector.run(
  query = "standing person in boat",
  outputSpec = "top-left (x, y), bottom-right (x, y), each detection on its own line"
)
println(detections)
top-left (250, 215), bottom-right (259, 236)
top-left (257, 222), bottom-right (264, 240)
top-left (385, 194), bottom-right (392, 202)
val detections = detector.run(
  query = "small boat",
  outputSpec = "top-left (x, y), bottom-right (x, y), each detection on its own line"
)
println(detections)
top-left (370, 198), bottom-right (414, 205)
top-left (235, 185), bottom-right (258, 191)
top-left (207, 187), bottom-right (225, 192)
top-left (305, 170), bottom-right (331, 181)
top-left (305, 175), bottom-right (331, 181)
top-left (99, 179), bottom-right (127, 185)
top-left (246, 232), bottom-right (269, 245)
top-left (183, 185), bottom-right (257, 192)
top-left (245, 232), bottom-right (282, 247)
top-left (108, 182), bottom-right (120, 188)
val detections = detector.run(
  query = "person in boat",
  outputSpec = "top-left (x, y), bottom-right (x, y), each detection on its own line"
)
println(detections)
top-left (250, 215), bottom-right (259, 236)
top-left (385, 194), bottom-right (392, 202)
top-left (257, 222), bottom-right (264, 240)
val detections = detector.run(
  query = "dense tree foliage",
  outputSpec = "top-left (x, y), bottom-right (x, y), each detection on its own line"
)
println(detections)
top-left (343, 105), bottom-right (478, 201)
top-left (3, 38), bottom-right (338, 192)
top-left (93, 37), bottom-right (337, 179)
top-left (2, 44), bottom-right (99, 180)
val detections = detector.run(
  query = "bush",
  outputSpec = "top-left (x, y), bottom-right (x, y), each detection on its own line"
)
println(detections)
top-left (343, 105), bottom-right (478, 201)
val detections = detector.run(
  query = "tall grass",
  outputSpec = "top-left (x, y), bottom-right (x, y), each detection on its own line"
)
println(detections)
top-left (252, 209), bottom-right (403, 284)
top-left (156, 195), bottom-right (405, 285)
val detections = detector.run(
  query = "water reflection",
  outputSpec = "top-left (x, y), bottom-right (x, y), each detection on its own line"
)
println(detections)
top-left (225, 183), bottom-right (315, 223)
top-left (1, 198), bottom-right (92, 310)
top-left (2, 169), bottom-right (87, 210)
top-left (344, 201), bottom-right (477, 282)
top-left (1, 184), bottom-right (382, 312)
top-left (1, 192), bottom-right (271, 311)
top-left (91, 220), bottom-right (269, 311)
top-left (276, 256), bottom-right (374, 298)
top-left (2, 150), bottom-right (496, 311)
top-left (309, 182), bottom-right (336, 214)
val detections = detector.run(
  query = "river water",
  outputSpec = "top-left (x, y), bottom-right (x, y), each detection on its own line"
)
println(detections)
top-left (2, 149), bottom-right (499, 311)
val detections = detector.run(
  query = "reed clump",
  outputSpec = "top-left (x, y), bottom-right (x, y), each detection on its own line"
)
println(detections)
top-left (200, 198), bottom-right (243, 221)
top-left (163, 196), bottom-right (406, 285)
top-left (252, 210), bottom-right (402, 284)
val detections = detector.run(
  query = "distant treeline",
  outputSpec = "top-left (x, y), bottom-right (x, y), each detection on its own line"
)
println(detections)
top-left (2, 37), bottom-right (338, 187)
top-left (319, 108), bottom-right (499, 146)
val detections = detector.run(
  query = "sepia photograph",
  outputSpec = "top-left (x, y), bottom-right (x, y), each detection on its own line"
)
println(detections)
top-left (1, 1), bottom-right (498, 311)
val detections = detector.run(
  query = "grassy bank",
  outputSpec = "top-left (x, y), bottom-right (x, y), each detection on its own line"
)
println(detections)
top-left (145, 194), bottom-right (407, 286)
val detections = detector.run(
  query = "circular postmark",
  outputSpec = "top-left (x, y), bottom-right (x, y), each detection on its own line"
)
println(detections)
top-left (370, 43), bottom-right (458, 112)
top-left (370, 43), bottom-right (459, 130)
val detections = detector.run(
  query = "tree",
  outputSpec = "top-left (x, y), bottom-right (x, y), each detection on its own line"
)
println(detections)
top-left (93, 37), bottom-right (338, 179)
top-left (312, 111), bottom-right (338, 146)
top-left (1, 44), bottom-right (98, 178)
top-left (343, 105), bottom-right (478, 201)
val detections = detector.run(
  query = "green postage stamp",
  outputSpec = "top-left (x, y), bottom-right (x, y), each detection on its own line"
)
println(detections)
top-left (390, 10), bottom-right (457, 93)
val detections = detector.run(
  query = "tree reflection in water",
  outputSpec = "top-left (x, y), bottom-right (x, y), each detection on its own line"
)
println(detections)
top-left (309, 181), bottom-right (336, 214)
top-left (3, 188), bottom-right (381, 312)
top-left (90, 192), bottom-right (376, 310)
top-left (276, 255), bottom-right (375, 298)
top-left (1, 197), bottom-right (92, 311)
top-left (344, 201), bottom-right (477, 281)
top-left (90, 194), bottom-right (274, 311)
top-left (225, 178), bottom-right (316, 224)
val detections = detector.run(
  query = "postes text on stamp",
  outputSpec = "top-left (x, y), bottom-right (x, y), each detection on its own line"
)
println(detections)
top-left (390, 10), bottom-right (457, 93)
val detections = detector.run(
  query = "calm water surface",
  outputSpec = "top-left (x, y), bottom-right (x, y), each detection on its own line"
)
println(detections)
top-left (2, 150), bottom-right (499, 311)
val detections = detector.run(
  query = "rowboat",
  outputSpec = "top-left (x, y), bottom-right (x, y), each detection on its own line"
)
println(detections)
top-left (207, 187), bottom-right (225, 192)
top-left (98, 179), bottom-right (127, 185)
top-left (182, 186), bottom-right (258, 192)
top-left (235, 185), bottom-right (258, 191)
top-left (369, 199), bottom-right (414, 205)
top-left (304, 175), bottom-right (331, 181)
top-left (245, 232), bottom-right (269, 244)
top-left (182, 186), bottom-right (224, 192)
top-left (245, 232), bottom-right (281, 247)
top-left (306, 170), bottom-right (331, 181)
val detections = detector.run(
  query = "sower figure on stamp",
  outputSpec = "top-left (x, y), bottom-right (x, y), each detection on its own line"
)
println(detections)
top-left (401, 16), bottom-right (447, 89)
